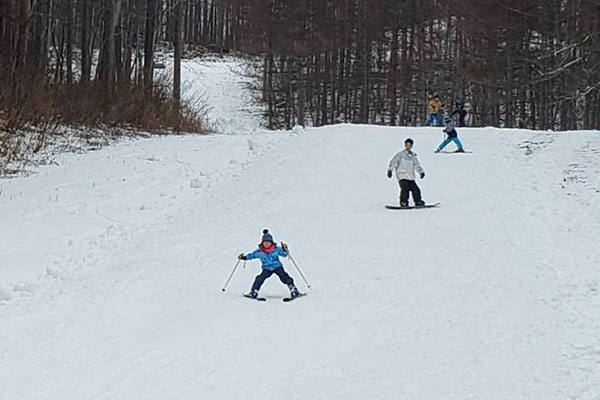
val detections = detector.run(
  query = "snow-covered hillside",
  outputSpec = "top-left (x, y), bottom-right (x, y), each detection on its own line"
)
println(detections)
top-left (1, 124), bottom-right (599, 400)
top-left (166, 55), bottom-right (265, 134)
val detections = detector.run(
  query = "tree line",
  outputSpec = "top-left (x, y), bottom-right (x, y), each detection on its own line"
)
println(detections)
top-left (229, 0), bottom-right (600, 130)
top-left (1, 0), bottom-right (599, 131)
top-left (0, 0), bottom-right (201, 132)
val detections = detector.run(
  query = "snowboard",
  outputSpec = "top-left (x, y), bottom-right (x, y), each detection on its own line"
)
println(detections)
top-left (385, 202), bottom-right (440, 210)
top-left (243, 294), bottom-right (266, 301)
top-left (283, 293), bottom-right (306, 302)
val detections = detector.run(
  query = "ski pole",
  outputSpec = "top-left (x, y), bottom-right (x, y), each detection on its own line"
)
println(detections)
top-left (221, 259), bottom-right (242, 292)
top-left (288, 253), bottom-right (311, 289)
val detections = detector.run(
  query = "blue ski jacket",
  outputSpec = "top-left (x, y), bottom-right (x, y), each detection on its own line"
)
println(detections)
top-left (246, 246), bottom-right (289, 271)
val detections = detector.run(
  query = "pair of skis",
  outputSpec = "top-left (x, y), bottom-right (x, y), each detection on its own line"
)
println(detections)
top-left (243, 293), bottom-right (306, 302)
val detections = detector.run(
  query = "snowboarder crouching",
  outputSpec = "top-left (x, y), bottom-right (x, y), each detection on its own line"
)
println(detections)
top-left (387, 138), bottom-right (426, 208)
top-left (238, 229), bottom-right (300, 299)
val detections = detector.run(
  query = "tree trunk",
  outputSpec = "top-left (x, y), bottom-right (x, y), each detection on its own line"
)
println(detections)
top-left (65, 0), bottom-right (74, 85)
top-left (80, 0), bottom-right (92, 83)
top-left (174, 0), bottom-right (184, 104)
top-left (144, 0), bottom-right (157, 89)
top-left (389, 26), bottom-right (399, 126)
top-left (107, 0), bottom-right (123, 93)
top-left (13, 0), bottom-right (32, 95)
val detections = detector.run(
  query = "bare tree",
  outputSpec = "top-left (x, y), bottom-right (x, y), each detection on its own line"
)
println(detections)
top-left (174, 0), bottom-right (184, 104)
top-left (144, 0), bottom-right (157, 89)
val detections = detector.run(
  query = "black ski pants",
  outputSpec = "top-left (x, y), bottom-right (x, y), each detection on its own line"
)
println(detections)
top-left (399, 179), bottom-right (422, 205)
top-left (251, 267), bottom-right (295, 292)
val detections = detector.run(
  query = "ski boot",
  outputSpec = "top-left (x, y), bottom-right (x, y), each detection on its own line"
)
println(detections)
top-left (247, 289), bottom-right (259, 298)
top-left (288, 285), bottom-right (301, 298)
top-left (415, 200), bottom-right (426, 208)
top-left (434, 149), bottom-right (441, 153)
top-left (455, 148), bottom-right (465, 153)
top-left (400, 201), bottom-right (410, 209)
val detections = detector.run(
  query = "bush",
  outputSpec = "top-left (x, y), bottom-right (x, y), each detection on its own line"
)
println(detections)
top-left (0, 72), bottom-right (206, 175)
top-left (1, 81), bottom-right (205, 134)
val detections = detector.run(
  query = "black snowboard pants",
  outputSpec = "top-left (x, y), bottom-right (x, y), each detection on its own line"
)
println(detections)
top-left (251, 267), bottom-right (295, 292)
top-left (399, 179), bottom-right (422, 205)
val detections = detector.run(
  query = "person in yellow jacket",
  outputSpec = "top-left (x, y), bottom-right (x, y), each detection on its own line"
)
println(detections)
top-left (426, 95), bottom-right (444, 126)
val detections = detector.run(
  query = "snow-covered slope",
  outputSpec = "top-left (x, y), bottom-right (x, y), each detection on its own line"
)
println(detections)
top-left (1, 125), bottom-right (599, 400)
top-left (169, 55), bottom-right (265, 134)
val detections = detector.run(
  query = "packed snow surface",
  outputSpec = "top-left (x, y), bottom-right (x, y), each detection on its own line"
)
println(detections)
top-left (1, 125), bottom-right (599, 400)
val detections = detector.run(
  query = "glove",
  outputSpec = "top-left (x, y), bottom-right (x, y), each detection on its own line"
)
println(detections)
top-left (238, 253), bottom-right (247, 260)
top-left (281, 242), bottom-right (289, 252)
top-left (387, 170), bottom-right (392, 179)
top-left (420, 172), bottom-right (425, 179)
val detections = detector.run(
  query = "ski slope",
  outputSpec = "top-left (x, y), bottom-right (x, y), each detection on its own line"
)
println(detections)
top-left (165, 55), bottom-right (265, 134)
top-left (1, 125), bottom-right (599, 400)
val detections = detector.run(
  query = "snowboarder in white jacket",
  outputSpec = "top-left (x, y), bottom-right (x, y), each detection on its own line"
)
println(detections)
top-left (387, 138), bottom-right (426, 207)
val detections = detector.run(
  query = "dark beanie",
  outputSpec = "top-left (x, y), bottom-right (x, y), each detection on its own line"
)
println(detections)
top-left (261, 229), bottom-right (274, 243)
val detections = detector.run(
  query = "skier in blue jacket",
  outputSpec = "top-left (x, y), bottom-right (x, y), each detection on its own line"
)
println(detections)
top-left (435, 116), bottom-right (465, 153)
top-left (238, 229), bottom-right (300, 299)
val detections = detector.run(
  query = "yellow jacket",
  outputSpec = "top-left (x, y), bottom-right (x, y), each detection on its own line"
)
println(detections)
top-left (428, 98), bottom-right (443, 113)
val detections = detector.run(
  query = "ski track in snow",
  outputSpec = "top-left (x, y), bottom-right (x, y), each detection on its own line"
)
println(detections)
top-left (1, 125), bottom-right (599, 400)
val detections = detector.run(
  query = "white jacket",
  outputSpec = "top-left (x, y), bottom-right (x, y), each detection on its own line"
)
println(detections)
top-left (388, 150), bottom-right (424, 181)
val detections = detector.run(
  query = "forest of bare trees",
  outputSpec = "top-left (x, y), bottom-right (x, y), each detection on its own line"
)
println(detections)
top-left (231, 0), bottom-right (600, 130)
top-left (1, 0), bottom-right (599, 132)
top-left (0, 0), bottom-right (204, 133)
